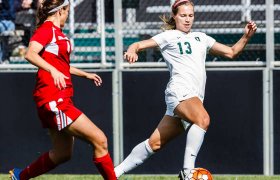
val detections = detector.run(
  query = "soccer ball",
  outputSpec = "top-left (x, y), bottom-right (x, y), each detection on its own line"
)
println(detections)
top-left (187, 168), bottom-right (213, 180)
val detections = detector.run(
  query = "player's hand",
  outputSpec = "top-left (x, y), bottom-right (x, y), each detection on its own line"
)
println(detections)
top-left (86, 73), bottom-right (102, 87)
top-left (50, 68), bottom-right (69, 90)
top-left (245, 21), bottom-right (257, 38)
top-left (124, 51), bottom-right (138, 64)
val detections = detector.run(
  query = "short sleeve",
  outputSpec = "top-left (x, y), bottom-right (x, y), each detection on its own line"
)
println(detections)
top-left (205, 34), bottom-right (216, 51)
top-left (151, 32), bottom-right (168, 49)
top-left (30, 27), bottom-right (53, 47)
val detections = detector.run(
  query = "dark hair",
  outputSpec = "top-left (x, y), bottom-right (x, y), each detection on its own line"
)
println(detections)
top-left (160, 0), bottom-right (194, 30)
top-left (36, 0), bottom-right (68, 29)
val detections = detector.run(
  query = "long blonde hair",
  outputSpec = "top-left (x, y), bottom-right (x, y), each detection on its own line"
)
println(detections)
top-left (160, 0), bottom-right (194, 30)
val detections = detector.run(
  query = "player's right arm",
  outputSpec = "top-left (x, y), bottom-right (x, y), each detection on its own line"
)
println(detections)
top-left (124, 39), bottom-right (158, 63)
top-left (25, 41), bottom-right (68, 90)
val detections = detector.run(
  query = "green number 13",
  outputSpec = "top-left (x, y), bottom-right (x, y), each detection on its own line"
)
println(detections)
top-left (177, 42), bottom-right (192, 54)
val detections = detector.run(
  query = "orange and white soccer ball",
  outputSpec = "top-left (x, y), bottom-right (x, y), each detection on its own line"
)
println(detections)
top-left (187, 168), bottom-right (213, 180)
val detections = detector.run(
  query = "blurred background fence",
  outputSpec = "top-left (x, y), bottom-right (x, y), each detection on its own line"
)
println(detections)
top-left (1, 0), bottom-right (280, 176)
top-left (0, 0), bottom-right (278, 67)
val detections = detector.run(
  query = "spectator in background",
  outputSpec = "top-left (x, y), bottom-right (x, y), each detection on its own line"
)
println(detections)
top-left (15, 0), bottom-right (38, 49)
top-left (16, 0), bottom-right (39, 29)
top-left (0, 0), bottom-right (34, 33)
top-left (0, 0), bottom-right (17, 62)
top-left (0, 0), bottom-right (36, 34)
top-left (0, 0), bottom-right (17, 34)
top-left (0, 0), bottom-right (33, 63)
top-left (21, 0), bottom-right (34, 9)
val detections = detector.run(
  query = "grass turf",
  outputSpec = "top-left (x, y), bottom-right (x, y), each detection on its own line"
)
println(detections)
top-left (2, 174), bottom-right (280, 180)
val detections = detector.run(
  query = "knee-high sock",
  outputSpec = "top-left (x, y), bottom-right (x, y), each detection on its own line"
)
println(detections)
top-left (93, 153), bottom-right (116, 180)
top-left (114, 139), bottom-right (154, 178)
top-left (20, 152), bottom-right (57, 180)
top-left (183, 124), bottom-right (206, 170)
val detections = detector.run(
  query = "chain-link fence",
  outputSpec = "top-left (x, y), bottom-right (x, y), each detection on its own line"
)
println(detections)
top-left (1, 0), bottom-right (278, 66)
top-left (122, 0), bottom-right (267, 63)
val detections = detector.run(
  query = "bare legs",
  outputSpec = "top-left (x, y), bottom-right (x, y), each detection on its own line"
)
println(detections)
top-left (115, 115), bottom-right (184, 177)
top-left (19, 113), bottom-right (116, 180)
top-left (65, 113), bottom-right (109, 158)
top-left (65, 113), bottom-right (116, 180)
top-left (115, 97), bottom-right (210, 178)
top-left (174, 97), bottom-right (210, 130)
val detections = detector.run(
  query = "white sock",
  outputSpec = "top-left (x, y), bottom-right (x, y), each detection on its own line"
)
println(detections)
top-left (183, 124), bottom-right (206, 170)
top-left (114, 139), bottom-right (154, 178)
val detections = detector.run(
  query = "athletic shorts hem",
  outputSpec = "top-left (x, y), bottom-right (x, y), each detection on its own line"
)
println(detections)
top-left (37, 97), bottom-right (82, 131)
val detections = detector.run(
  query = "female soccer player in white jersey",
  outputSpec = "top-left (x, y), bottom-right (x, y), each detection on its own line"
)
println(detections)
top-left (9, 0), bottom-right (116, 179)
top-left (115, 0), bottom-right (257, 179)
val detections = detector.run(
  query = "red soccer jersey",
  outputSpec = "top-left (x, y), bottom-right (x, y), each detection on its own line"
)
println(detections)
top-left (30, 21), bottom-right (73, 107)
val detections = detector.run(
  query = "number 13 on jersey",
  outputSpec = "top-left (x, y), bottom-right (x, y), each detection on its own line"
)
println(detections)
top-left (177, 42), bottom-right (192, 54)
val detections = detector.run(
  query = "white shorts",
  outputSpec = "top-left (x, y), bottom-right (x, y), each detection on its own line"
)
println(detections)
top-left (165, 87), bottom-right (204, 116)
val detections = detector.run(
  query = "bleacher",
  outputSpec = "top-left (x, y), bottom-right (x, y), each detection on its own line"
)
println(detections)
top-left (3, 0), bottom-right (279, 64)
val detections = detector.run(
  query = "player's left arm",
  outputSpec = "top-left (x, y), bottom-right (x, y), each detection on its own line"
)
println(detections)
top-left (209, 21), bottom-right (257, 59)
top-left (70, 66), bottom-right (102, 86)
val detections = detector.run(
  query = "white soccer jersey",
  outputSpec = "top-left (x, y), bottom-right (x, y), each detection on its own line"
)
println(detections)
top-left (152, 30), bottom-right (216, 100)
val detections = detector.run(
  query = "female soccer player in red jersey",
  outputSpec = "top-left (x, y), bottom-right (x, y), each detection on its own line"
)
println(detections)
top-left (9, 0), bottom-right (116, 179)
top-left (114, 0), bottom-right (257, 179)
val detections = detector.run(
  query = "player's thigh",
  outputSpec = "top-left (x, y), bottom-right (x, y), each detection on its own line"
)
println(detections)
top-left (174, 97), bottom-right (209, 124)
top-left (149, 115), bottom-right (185, 148)
top-left (65, 113), bottom-right (107, 145)
top-left (49, 128), bottom-right (74, 151)
top-left (48, 128), bottom-right (74, 162)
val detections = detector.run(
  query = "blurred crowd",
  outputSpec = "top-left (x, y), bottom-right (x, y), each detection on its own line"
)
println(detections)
top-left (0, 0), bottom-right (41, 63)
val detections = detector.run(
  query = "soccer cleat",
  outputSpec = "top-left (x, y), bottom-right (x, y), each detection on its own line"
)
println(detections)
top-left (9, 168), bottom-right (22, 180)
top-left (178, 169), bottom-right (187, 180)
top-left (178, 169), bottom-right (190, 180)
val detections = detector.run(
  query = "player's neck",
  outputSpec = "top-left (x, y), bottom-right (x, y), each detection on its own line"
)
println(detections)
top-left (46, 16), bottom-right (61, 29)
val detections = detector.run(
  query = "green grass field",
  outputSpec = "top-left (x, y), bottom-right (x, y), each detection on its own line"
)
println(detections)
top-left (1, 174), bottom-right (280, 180)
